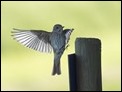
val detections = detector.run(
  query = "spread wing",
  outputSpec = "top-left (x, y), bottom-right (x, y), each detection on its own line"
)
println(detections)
top-left (63, 29), bottom-right (74, 44)
top-left (11, 28), bottom-right (53, 53)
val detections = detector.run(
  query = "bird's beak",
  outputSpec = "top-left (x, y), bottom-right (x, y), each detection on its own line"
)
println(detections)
top-left (72, 28), bottom-right (74, 31)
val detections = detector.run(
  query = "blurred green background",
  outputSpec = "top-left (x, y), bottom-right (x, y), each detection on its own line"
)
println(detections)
top-left (1, 1), bottom-right (121, 91)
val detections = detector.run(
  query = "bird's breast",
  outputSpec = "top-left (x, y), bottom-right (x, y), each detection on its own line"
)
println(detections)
top-left (50, 32), bottom-right (65, 51)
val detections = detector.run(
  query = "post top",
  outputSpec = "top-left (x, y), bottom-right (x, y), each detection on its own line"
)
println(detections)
top-left (75, 37), bottom-right (101, 44)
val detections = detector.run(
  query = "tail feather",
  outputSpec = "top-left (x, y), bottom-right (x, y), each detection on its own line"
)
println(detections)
top-left (52, 61), bottom-right (61, 75)
top-left (52, 48), bottom-right (65, 75)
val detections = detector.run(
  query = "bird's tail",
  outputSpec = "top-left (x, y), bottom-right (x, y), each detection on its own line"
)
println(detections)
top-left (52, 53), bottom-right (62, 75)
top-left (52, 60), bottom-right (61, 75)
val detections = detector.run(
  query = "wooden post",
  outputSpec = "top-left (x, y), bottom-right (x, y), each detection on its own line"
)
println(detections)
top-left (68, 54), bottom-right (76, 91)
top-left (68, 38), bottom-right (102, 91)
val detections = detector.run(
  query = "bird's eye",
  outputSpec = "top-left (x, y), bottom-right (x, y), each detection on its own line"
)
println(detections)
top-left (56, 27), bottom-right (59, 29)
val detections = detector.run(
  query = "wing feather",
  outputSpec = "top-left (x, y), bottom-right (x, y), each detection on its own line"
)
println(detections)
top-left (11, 28), bottom-right (53, 53)
top-left (63, 29), bottom-right (73, 44)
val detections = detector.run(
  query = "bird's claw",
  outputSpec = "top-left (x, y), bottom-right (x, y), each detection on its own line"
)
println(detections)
top-left (65, 44), bottom-right (70, 49)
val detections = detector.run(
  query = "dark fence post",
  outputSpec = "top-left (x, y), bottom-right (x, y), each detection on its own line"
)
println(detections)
top-left (68, 54), bottom-right (77, 91)
top-left (68, 38), bottom-right (102, 91)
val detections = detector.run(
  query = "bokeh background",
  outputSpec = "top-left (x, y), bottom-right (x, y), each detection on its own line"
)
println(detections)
top-left (1, 1), bottom-right (121, 91)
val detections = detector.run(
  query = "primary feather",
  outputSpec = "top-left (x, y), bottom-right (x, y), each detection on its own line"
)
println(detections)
top-left (11, 28), bottom-right (53, 53)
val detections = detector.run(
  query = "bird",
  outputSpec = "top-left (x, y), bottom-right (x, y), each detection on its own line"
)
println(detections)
top-left (11, 24), bottom-right (74, 75)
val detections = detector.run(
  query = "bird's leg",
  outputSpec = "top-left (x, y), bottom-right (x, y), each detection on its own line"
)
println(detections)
top-left (65, 44), bottom-right (70, 49)
top-left (58, 44), bottom-right (69, 54)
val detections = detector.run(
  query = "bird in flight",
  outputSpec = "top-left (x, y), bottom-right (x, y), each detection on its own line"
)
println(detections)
top-left (11, 24), bottom-right (74, 75)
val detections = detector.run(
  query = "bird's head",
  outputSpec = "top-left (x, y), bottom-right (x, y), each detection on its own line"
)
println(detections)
top-left (53, 24), bottom-right (64, 33)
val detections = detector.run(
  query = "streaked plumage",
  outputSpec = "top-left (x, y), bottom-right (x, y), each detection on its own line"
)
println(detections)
top-left (11, 24), bottom-right (73, 75)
